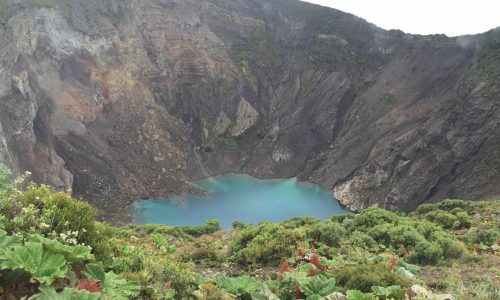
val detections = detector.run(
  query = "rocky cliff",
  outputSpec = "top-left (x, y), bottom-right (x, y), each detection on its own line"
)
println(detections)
top-left (0, 0), bottom-right (498, 222)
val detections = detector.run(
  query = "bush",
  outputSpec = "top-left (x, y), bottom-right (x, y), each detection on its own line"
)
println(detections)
top-left (331, 213), bottom-right (353, 224)
top-left (230, 222), bottom-right (306, 266)
top-left (412, 220), bottom-right (442, 239)
top-left (333, 262), bottom-right (413, 292)
top-left (0, 163), bottom-right (14, 195)
top-left (1, 184), bottom-right (113, 263)
top-left (435, 199), bottom-right (470, 212)
top-left (415, 199), bottom-right (476, 214)
top-left (181, 219), bottom-right (221, 237)
top-left (281, 216), bottom-right (319, 228)
top-left (232, 220), bottom-right (246, 230)
top-left (423, 210), bottom-right (458, 229)
top-left (348, 230), bottom-right (377, 249)
top-left (464, 229), bottom-right (500, 246)
top-left (307, 221), bottom-right (346, 246)
top-left (443, 240), bottom-right (467, 259)
top-left (453, 211), bottom-right (471, 229)
top-left (408, 241), bottom-right (443, 265)
top-left (422, 209), bottom-right (472, 230)
top-left (349, 208), bottom-right (401, 230)
top-left (367, 224), bottom-right (425, 249)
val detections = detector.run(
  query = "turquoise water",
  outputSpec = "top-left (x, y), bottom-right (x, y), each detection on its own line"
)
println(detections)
top-left (133, 174), bottom-right (348, 229)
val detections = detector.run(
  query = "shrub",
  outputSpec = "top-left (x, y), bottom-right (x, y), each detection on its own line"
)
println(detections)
top-left (367, 224), bottom-right (425, 249)
top-left (348, 230), bottom-right (377, 249)
top-left (408, 241), bottom-right (443, 265)
top-left (436, 199), bottom-right (470, 212)
top-left (0, 163), bottom-right (13, 195)
top-left (112, 238), bottom-right (195, 298)
top-left (430, 231), bottom-right (466, 259)
top-left (282, 216), bottom-right (319, 228)
top-left (414, 203), bottom-right (436, 215)
top-left (423, 210), bottom-right (458, 229)
top-left (232, 220), bottom-right (246, 230)
top-left (412, 220), bottom-right (442, 239)
top-left (464, 228), bottom-right (500, 246)
top-left (230, 222), bottom-right (306, 266)
top-left (307, 221), bottom-right (346, 246)
top-left (2, 185), bottom-right (113, 262)
top-left (331, 213), bottom-right (353, 224)
top-left (349, 208), bottom-right (401, 230)
top-left (333, 262), bottom-right (413, 292)
top-left (181, 219), bottom-right (221, 237)
top-left (453, 211), bottom-right (471, 229)
top-left (443, 240), bottom-right (467, 259)
top-left (415, 199), bottom-right (475, 214)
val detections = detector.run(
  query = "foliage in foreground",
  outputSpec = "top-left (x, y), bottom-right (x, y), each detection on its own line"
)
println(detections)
top-left (0, 164), bottom-right (498, 299)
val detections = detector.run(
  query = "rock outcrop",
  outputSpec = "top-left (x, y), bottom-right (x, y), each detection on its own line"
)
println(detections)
top-left (0, 0), bottom-right (498, 221)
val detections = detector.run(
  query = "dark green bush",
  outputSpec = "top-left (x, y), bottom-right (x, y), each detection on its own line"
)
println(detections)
top-left (333, 262), bottom-right (413, 292)
top-left (464, 228), bottom-right (500, 246)
top-left (232, 220), bottom-right (246, 230)
top-left (281, 216), bottom-right (319, 228)
top-left (230, 222), bottom-right (306, 266)
top-left (307, 221), bottom-right (346, 246)
top-left (181, 219), bottom-right (221, 237)
top-left (408, 241), bottom-right (443, 265)
top-left (453, 211), bottom-right (471, 229)
top-left (423, 210), bottom-right (458, 229)
top-left (349, 208), bottom-right (401, 230)
top-left (413, 220), bottom-right (442, 239)
top-left (435, 199), bottom-right (471, 212)
top-left (415, 199), bottom-right (477, 214)
top-left (367, 224), bottom-right (425, 249)
top-left (129, 220), bottom-right (221, 238)
top-left (331, 213), bottom-right (353, 223)
top-left (430, 231), bottom-right (466, 259)
top-left (348, 230), bottom-right (377, 249)
top-left (422, 208), bottom-right (471, 230)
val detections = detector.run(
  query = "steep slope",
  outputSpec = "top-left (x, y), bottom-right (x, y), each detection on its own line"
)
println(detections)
top-left (0, 0), bottom-right (498, 221)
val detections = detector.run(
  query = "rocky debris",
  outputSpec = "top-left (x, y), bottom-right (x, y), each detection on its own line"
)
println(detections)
top-left (272, 146), bottom-right (293, 163)
top-left (410, 285), bottom-right (455, 300)
top-left (213, 111), bottom-right (231, 136)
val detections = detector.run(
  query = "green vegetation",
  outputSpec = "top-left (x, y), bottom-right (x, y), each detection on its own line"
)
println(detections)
top-left (24, 0), bottom-right (57, 8)
top-left (97, 8), bottom-right (121, 27)
top-left (0, 0), bottom-right (8, 25)
top-left (232, 30), bottom-right (282, 84)
top-left (380, 94), bottom-right (396, 106)
top-left (0, 164), bottom-right (498, 299)
top-left (1, 0), bottom-right (61, 25)
top-left (234, 31), bottom-right (280, 68)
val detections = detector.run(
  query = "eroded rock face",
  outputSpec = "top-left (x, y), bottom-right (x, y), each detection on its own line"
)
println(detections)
top-left (0, 0), bottom-right (498, 221)
top-left (213, 111), bottom-right (231, 136)
top-left (232, 98), bottom-right (259, 136)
